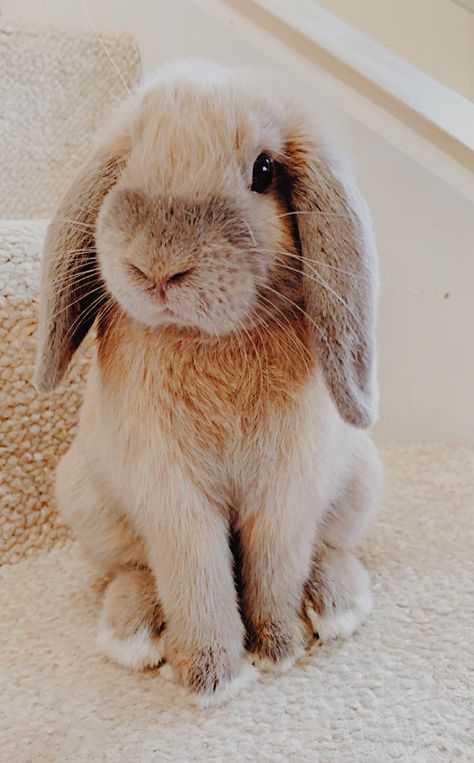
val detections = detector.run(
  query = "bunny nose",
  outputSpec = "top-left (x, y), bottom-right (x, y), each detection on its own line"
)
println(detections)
top-left (166, 267), bottom-right (194, 286)
top-left (155, 267), bottom-right (194, 299)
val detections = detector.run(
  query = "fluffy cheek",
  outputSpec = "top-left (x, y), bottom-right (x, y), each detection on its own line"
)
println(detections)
top-left (191, 258), bottom-right (259, 335)
top-left (180, 213), bottom-right (291, 336)
top-left (97, 248), bottom-right (164, 328)
top-left (97, 241), bottom-right (261, 334)
top-left (96, 219), bottom-right (171, 329)
top-left (95, 204), bottom-right (280, 334)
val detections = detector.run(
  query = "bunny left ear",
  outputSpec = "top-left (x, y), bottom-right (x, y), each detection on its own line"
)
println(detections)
top-left (285, 131), bottom-right (379, 428)
top-left (34, 147), bottom-right (126, 393)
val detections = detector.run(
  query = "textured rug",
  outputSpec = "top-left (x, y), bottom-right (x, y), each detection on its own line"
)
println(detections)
top-left (1, 443), bottom-right (472, 762)
top-left (0, 220), bottom-right (91, 564)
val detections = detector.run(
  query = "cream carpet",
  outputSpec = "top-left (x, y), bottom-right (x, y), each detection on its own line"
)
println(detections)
top-left (1, 443), bottom-right (473, 762)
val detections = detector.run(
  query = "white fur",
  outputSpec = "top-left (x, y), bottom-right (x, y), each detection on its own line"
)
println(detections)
top-left (250, 645), bottom-right (307, 675)
top-left (97, 616), bottom-right (165, 670)
top-left (160, 659), bottom-right (259, 708)
top-left (306, 587), bottom-right (374, 642)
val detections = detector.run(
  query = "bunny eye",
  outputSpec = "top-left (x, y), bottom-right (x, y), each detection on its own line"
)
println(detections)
top-left (251, 153), bottom-right (274, 194)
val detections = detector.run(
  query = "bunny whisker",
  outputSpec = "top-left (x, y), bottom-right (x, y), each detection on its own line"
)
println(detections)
top-left (242, 319), bottom-right (266, 394)
top-left (234, 324), bottom-right (250, 387)
top-left (47, 288), bottom-right (106, 344)
top-left (253, 315), bottom-right (271, 387)
top-left (248, 309), bottom-right (270, 391)
top-left (45, 280), bottom-right (105, 324)
top-left (80, 0), bottom-right (130, 94)
top-left (255, 295), bottom-right (312, 379)
top-left (46, 260), bottom-right (97, 281)
top-left (257, 280), bottom-right (338, 369)
top-left (52, 247), bottom-right (97, 258)
top-left (265, 209), bottom-right (353, 222)
top-left (258, 246), bottom-right (371, 281)
top-left (98, 299), bottom-right (122, 347)
top-left (257, 296), bottom-right (312, 371)
top-left (266, 258), bottom-right (365, 333)
top-left (49, 267), bottom-right (101, 289)
top-left (54, 217), bottom-right (96, 232)
top-left (240, 217), bottom-right (258, 248)
top-left (64, 290), bottom-right (108, 344)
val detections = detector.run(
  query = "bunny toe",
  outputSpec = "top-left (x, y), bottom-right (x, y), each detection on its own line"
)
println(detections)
top-left (97, 617), bottom-right (166, 670)
top-left (97, 567), bottom-right (167, 670)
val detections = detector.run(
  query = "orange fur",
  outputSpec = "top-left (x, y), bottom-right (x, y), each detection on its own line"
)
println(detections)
top-left (99, 314), bottom-right (314, 441)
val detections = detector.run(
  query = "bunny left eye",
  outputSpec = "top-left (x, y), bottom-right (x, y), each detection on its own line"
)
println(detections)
top-left (251, 153), bottom-right (274, 194)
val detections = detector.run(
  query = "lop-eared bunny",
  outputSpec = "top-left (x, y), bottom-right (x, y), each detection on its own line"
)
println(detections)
top-left (36, 61), bottom-right (382, 705)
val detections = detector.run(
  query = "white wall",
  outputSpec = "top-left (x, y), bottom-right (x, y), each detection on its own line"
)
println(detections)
top-left (316, 0), bottom-right (474, 101)
top-left (2, 0), bottom-right (474, 444)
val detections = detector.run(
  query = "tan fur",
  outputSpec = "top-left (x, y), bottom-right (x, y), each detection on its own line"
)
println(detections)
top-left (98, 314), bottom-right (314, 437)
top-left (36, 61), bottom-right (381, 703)
top-left (56, 446), bottom-right (146, 571)
top-left (284, 131), bottom-right (379, 427)
top-left (35, 149), bottom-right (127, 392)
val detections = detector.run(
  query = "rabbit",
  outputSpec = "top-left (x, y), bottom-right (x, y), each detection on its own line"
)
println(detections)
top-left (35, 60), bottom-right (382, 706)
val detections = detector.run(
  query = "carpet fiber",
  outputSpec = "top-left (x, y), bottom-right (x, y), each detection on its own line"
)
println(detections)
top-left (0, 19), bottom-right (140, 219)
top-left (1, 443), bottom-right (472, 762)
top-left (0, 220), bottom-right (91, 564)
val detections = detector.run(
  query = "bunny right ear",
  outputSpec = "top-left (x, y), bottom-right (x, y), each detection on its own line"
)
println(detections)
top-left (283, 127), bottom-right (379, 428)
top-left (34, 147), bottom-right (127, 392)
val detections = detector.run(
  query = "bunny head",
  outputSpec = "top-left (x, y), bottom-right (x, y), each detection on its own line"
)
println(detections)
top-left (35, 61), bottom-right (378, 428)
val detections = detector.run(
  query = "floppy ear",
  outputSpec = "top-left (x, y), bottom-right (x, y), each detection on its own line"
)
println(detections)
top-left (34, 148), bottom-right (126, 392)
top-left (285, 131), bottom-right (379, 428)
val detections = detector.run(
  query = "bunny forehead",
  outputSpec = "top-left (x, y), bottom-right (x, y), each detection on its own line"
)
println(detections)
top-left (141, 59), bottom-right (285, 148)
top-left (118, 62), bottom-right (286, 195)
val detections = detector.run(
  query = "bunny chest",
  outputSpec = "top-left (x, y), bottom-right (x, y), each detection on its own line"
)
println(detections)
top-left (97, 317), bottom-right (316, 491)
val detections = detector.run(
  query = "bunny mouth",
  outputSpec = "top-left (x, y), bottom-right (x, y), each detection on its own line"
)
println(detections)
top-left (144, 291), bottom-right (178, 319)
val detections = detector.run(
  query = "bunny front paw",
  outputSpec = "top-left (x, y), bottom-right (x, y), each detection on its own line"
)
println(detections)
top-left (97, 568), bottom-right (166, 670)
top-left (246, 616), bottom-right (305, 673)
top-left (164, 644), bottom-right (258, 707)
top-left (303, 547), bottom-right (373, 642)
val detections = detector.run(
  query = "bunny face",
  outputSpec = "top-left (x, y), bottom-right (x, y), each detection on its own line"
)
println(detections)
top-left (96, 80), bottom-right (301, 336)
top-left (36, 61), bottom-right (379, 429)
